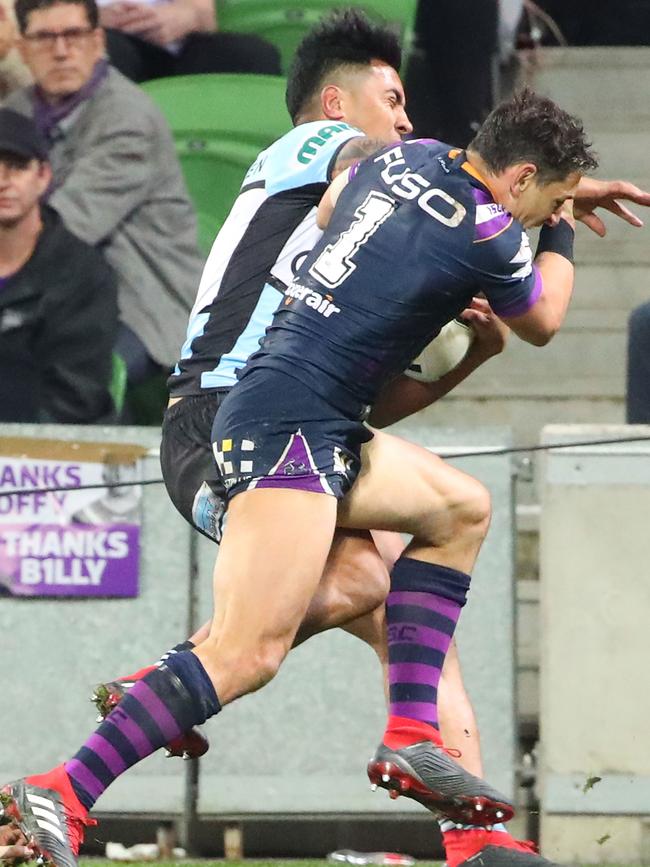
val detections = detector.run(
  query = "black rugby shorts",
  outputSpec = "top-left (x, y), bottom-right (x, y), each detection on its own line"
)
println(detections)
top-left (160, 392), bottom-right (229, 543)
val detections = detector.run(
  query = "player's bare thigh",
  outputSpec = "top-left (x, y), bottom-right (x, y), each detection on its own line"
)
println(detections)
top-left (189, 526), bottom-right (396, 647)
top-left (336, 428), bottom-right (491, 570)
top-left (194, 487), bottom-right (338, 703)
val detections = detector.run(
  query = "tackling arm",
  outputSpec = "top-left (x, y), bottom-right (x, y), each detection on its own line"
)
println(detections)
top-left (317, 136), bottom-right (386, 228)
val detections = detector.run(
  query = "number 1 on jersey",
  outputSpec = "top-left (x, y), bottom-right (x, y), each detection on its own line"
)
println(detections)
top-left (310, 191), bottom-right (396, 289)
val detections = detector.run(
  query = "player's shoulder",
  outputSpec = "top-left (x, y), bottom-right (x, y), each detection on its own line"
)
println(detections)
top-left (404, 137), bottom-right (451, 156)
top-left (465, 179), bottom-right (528, 262)
top-left (368, 137), bottom-right (452, 169)
top-left (464, 184), bottom-right (532, 280)
top-left (287, 120), bottom-right (364, 167)
top-left (472, 188), bottom-right (515, 244)
top-left (351, 137), bottom-right (458, 190)
top-left (246, 121), bottom-right (364, 195)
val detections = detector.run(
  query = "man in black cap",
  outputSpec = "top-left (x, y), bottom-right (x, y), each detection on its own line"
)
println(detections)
top-left (0, 107), bottom-right (118, 422)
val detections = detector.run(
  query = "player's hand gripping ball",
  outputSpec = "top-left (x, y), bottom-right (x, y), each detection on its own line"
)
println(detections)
top-left (405, 319), bottom-right (474, 382)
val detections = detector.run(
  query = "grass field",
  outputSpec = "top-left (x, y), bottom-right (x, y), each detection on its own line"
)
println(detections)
top-left (79, 862), bottom-right (443, 867)
top-left (78, 860), bottom-right (646, 867)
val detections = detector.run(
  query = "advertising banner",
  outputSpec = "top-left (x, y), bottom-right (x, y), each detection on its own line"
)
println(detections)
top-left (0, 438), bottom-right (147, 598)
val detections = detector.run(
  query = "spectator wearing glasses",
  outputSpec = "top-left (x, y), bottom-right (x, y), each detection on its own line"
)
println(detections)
top-left (5, 0), bottom-right (205, 389)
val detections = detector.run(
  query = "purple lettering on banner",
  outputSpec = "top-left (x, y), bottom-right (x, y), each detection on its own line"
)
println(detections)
top-left (0, 523), bottom-right (140, 598)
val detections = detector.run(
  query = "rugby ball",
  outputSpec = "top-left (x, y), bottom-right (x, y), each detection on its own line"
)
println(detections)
top-left (405, 319), bottom-right (474, 382)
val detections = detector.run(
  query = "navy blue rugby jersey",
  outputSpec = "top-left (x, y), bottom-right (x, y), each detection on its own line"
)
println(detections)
top-left (241, 139), bottom-right (542, 413)
top-left (169, 120), bottom-right (363, 395)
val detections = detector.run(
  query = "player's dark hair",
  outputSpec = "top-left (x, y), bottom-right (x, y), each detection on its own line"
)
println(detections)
top-left (286, 8), bottom-right (402, 123)
top-left (15, 0), bottom-right (99, 33)
top-left (469, 87), bottom-right (598, 183)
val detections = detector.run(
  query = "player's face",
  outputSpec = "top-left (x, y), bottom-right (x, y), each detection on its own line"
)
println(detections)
top-left (514, 171), bottom-right (581, 229)
top-left (0, 154), bottom-right (50, 228)
top-left (19, 3), bottom-right (104, 101)
top-left (340, 61), bottom-right (412, 143)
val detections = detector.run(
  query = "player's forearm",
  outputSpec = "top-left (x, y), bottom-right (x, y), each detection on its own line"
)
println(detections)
top-left (528, 216), bottom-right (575, 344)
top-left (530, 250), bottom-right (574, 342)
top-left (506, 218), bottom-right (575, 347)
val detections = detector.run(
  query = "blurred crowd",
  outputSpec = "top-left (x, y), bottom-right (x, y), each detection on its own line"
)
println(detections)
top-left (0, 0), bottom-right (647, 427)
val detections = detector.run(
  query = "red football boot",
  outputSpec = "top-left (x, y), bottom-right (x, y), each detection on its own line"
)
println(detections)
top-left (444, 828), bottom-right (561, 867)
top-left (2, 765), bottom-right (96, 867)
top-left (367, 716), bottom-right (514, 826)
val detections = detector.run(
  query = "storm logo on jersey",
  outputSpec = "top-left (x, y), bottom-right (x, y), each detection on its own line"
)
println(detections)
top-left (284, 283), bottom-right (341, 318)
top-left (213, 429), bottom-right (353, 496)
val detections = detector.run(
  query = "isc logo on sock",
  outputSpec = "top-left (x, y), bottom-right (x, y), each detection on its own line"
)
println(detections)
top-left (387, 625), bottom-right (417, 642)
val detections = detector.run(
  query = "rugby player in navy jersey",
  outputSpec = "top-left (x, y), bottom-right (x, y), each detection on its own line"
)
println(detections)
top-left (7, 17), bottom-right (650, 867)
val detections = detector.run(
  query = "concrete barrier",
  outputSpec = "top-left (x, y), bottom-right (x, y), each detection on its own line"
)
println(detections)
top-left (0, 423), bottom-right (192, 814)
top-left (539, 424), bottom-right (650, 864)
top-left (0, 423), bottom-right (517, 824)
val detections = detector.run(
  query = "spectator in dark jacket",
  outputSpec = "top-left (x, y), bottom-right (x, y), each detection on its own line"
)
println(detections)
top-left (0, 108), bottom-right (118, 423)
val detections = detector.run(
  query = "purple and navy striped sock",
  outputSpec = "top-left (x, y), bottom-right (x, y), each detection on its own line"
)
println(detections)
top-left (157, 640), bottom-right (195, 666)
top-left (65, 651), bottom-right (219, 811)
top-left (387, 556), bottom-right (471, 730)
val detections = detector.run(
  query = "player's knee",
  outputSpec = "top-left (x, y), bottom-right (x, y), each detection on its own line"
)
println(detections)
top-left (247, 639), bottom-right (291, 689)
top-left (429, 474), bottom-right (491, 547)
top-left (455, 476), bottom-right (491, 541)
top-left (316, 541), bottom-right (390, 626)
top-left (204, 635), bottom-right (290, 694)
top-left (340, 545), bottom-right (391, 614)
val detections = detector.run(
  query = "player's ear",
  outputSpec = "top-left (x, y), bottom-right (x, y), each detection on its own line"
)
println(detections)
top-left (321, 84), bottom-right (345, 121)
top-left (511, 163), bottom-right (538, 198)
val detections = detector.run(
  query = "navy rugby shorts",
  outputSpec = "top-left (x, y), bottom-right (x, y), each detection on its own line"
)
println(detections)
top-left (160, 392), bottom-right (229, 543)
top-left (211, 368), bottom-right (373, 500)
